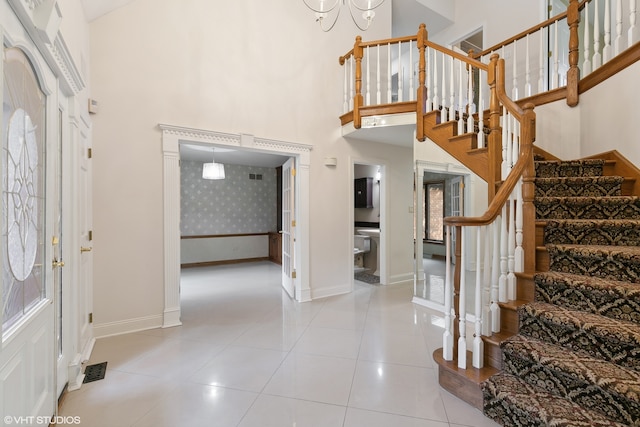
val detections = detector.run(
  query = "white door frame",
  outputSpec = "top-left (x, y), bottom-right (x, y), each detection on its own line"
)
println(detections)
top-left (159, 125), bottom-right (312, 327)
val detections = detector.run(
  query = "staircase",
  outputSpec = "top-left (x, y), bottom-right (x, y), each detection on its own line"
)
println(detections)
top-left (481, 157), bottom-right (640, 426)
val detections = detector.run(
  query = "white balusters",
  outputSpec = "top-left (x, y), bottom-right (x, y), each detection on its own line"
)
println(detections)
top-left (443, 226), bottom-right (453, 361)
top-left (473, 227), bottom-right (484, 369)
top-left (584, 2), bottom-right (593, 75)
top-left (499, 204), bottom-right (508, 303)
top-left (553, 21), bottom-right (560, 89)
top-left (507, 197), bottom-right (517, 301)
top-left (433, 49), bottom-right (440, 113)
top-left (515, 179), bottom-right (524, 272)
top-left (630, 0), bottom-right (638, 47)
top-left (477, 69), bottom-right (484, 148)
top-left (426, 48), bottom-right (433, 112)
top-left (491, 219), bottom-right (501, 332)
top-left (616, 0), bottom-right (624, 54)
top-left (441, 51), bottom-right (448, 123)
top-left (398, 42), bottom-right (403, 102)
top-left (449, 56), bottom-right (456, 123)
top-left (409, 40), bottom-right (414, 101)
top-left (387, 43), bottom-right (392, 103)
top-left (343, 58), bottom-right (349, 113)
top-left (512, 39), bottom-right (519, 100)
top-left (604, 0), bottom-right (612, 62)
top-left (458, 60), bottom-right (465, 134)
top-left (594, 0), bottom-right (603, 69)
top-left (525, 34), bottom-right (532, 97)
top-left (538, 28), bottom-right (546, 93)
top-left (457, 227), bottom-right (467, 369)
top-left (366, 46), bottom-right (371, 106)
top-left (350, 56), bottom-right (354, 110)
top-left (467, 64), bottom-right (475, 134)
top-left (482, 225), bottom-right (492, 336)
top-left (376, 44), bottom-right (381, 104)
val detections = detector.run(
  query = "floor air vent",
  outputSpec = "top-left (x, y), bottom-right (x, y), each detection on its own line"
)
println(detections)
top-left (83, 362), bottom-right (108, 383)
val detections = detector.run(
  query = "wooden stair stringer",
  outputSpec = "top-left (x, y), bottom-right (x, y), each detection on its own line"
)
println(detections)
top-left (422, 113), bottom-right (490, 182)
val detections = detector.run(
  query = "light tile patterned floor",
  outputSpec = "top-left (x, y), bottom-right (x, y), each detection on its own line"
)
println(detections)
top-left (58, 261), bottom-right (499, 427)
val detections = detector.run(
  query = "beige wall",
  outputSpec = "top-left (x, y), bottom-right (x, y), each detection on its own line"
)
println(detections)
top-left (88, 0), bottom-right (416, 331)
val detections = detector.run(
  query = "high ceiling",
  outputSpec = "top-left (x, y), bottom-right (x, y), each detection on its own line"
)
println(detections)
top-left (81, 0), bottom-right (453, 165)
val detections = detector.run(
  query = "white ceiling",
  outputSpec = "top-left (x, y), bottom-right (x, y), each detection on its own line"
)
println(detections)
top-left (179, 144), bottom-right (290, 168)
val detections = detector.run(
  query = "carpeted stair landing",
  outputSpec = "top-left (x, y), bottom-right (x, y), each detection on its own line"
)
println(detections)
top-left (482, 158), bottom-right (640, 426)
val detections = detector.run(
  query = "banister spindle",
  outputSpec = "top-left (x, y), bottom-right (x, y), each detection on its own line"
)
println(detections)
top-left (499, 204), bottom-right (508, 302)
top-left (482, 225), bottom-right (492, 335)
top-left (398, 41), bottom-right (404, 102)
top-left (594, 0), bottom-right (602, 70)
top-left (366, 46), bottom-right (371, 105)
top-left (491, 219), bottom-right (501, 332)
top-left (426, 48), bottom-right (433, 112)
top-left (350, 56), bottom-right (354, 111)
top-left (515, 179), bottom-right (524, 272)
top-left (538, 28), bottom-right (546, 93)
top-left (507, 197), bottom-right (516, 301)
top-left (449, 56), bottom-right (455, 123)
top-left (409, 40), bottom-right (414, 101)
top-left (553, 21), bottom-right (560, 89)
top-left (501, 108), bottom-right (508, 178)
top-left (512, 39), bottom-right (519, 100)
top-left (441, 51), bottom-right (447, 123)
top-left (477, 69), bottom-right (484, 149)
top-left (467, 63), bottom-right (474, 135)
top-left (457, 226), bottom-right (467, 369)
top-left (604, 0), bottom-right (612, 63)
top-left (458, 60), bottom-right (464, 135)
top-left (584, 2), bottom-right (592, 75)
top-left (387, 43), bottom-right (392, 103)
top-left (443, 226), bottom-right (453, 361)
top-left (343, 58), bottom-right (348, 113)
top-left (630, 0), bottom-right (638, 47)
top-left (473, 227), bottom-right (484, 369)
top-left (376, 44), bottom-right (381, 104)
top-left (615, 0), bottom-right (623, 55)
top-left (432, 49), bottom-right (439, 113)
top-left (525, 34), bottom-right (532, 97)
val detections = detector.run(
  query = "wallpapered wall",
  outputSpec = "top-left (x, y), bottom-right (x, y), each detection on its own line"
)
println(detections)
top-left (180, 161), bottom-right (277, 236)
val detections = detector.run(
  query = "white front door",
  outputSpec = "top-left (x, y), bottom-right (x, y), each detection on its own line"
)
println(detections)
top-left (1, 45), bottom-right (59, 420)
top-left (281, 158), bottom-right (296, 298)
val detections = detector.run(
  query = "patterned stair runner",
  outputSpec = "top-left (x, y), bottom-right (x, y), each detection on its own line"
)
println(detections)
top-left (482, 158), bottom-right (640, 426)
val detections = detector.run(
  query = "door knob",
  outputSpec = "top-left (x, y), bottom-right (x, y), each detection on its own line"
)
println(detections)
top-left (81, 246), bottom-right (93, 253)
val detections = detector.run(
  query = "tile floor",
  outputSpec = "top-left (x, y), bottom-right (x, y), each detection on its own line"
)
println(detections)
top-left (59, 261), bottom-right (499, 427)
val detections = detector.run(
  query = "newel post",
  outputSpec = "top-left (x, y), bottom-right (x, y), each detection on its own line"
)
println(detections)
top-left (567, 0), bottom-right (581, 106)
top-left (416, 23), bottom-right (428, 141)
top-left (353, 36), bottom-right (364, 129)
top-left (520, 103), bottom-right (537, 273)
top-left (487, 54), bottom-right (502, 201)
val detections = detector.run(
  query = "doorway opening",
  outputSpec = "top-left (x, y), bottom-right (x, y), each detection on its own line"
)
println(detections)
top-left (161, 126), bottom-right (313, 328)
top-left (352, 162), bottom-right (386, 286)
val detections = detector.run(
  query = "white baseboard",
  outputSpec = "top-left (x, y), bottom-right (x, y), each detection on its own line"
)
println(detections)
top-left (93, 314), bottom-right (163, 338)
top-left (310, 283), bottom-right (352, 300)
top-left (163, 308), bottom-right (182, 328)
top-left (388, 272), bottom-right (414, 286)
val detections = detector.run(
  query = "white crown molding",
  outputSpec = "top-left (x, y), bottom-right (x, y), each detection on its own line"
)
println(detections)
top-left (158, 124), bottom-right (242, 146)
top-left (7, 0), bottom-right (86, 96)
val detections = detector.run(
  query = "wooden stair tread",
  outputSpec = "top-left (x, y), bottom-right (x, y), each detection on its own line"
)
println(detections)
top-left (433, 348), bottom-right (499, 409)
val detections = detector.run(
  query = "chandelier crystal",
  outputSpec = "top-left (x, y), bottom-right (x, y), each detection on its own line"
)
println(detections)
top-left (302, 0), bottom-right (386, 32)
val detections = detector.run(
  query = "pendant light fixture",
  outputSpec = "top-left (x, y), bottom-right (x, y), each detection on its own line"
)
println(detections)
top-left (202, 148), bottom-right (225, 180)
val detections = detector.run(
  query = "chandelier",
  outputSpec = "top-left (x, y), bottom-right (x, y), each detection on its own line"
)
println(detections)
top-left (302, 0), bottom-right (386, 32)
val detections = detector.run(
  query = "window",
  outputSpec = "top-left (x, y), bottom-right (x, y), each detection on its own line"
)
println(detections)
top-left (424, 182), bottom-right (444, 242)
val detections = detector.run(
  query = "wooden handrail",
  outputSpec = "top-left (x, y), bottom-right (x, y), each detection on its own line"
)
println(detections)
top-left (444, 58), bottom-right (536, 227)
top-left (339, 34), bottom-right (419, 64)
top-left (424, 40), bottom-right (488, 71)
